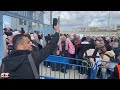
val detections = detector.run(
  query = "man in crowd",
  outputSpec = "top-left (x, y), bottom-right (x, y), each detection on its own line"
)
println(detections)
top-left (1, 25), bottom-right (60, 79)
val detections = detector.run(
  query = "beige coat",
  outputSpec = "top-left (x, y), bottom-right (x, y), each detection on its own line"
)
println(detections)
top-left (101, 50), bottom-right (115, 72)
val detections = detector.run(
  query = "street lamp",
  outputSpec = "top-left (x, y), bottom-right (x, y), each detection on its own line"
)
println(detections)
top-left (108, 11), bottom-right (110, 36)
top-left (50, 11), bottom-right (52, 35)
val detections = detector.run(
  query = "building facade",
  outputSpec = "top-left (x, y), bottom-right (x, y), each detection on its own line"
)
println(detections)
top-left (11, 17), bottom-right (29, 31)
top-left (61, 29), bottom-right (120, 36)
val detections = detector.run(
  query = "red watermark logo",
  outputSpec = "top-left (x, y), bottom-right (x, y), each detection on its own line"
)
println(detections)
top-left (1, 72), bottom-right (9, 78)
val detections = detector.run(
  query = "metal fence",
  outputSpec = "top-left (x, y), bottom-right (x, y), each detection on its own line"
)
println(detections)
top-left (39, 55), bottom-right (94, 79)
top-left (39, 55), bottom-right (118, 79)
top-left (93, 60), bottom-right (118, 79)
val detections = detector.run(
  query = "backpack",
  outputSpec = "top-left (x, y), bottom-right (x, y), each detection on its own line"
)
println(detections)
top-left (81, 60), bottom-right (92, 67)
top-left (68, 40), bottom-right (75, 54)
top-left (80, 59), bottom-right (92, 75)
top-left (84, 48), bottom-right (100, 61)
top-left (104, 54), bottom-right (115, 62)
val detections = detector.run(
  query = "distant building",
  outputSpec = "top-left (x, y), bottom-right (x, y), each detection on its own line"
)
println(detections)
top-left (61, 26), bottom-right (120, 36)
top-left (10, 11), bottom-right (44, 33)
top-left (115, 25), bottom-right (120, 30)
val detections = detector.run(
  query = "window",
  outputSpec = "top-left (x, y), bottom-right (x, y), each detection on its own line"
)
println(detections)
top-left (19, 19), bottom-right (27, 25)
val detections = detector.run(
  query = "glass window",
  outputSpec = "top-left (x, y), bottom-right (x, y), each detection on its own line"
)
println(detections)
top-left (19, 19), bottom-right (27, 25)
top-left (19, 19), bottom-right (23, 25)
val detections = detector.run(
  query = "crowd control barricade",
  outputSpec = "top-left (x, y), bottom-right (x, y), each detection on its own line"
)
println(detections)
top-left (93, 60), bottom-right (118, 79)
top-left (39, 55), bottom-right (94, 79)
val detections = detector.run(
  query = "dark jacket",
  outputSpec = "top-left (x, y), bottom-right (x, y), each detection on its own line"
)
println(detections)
top-left (79, 43), bottom-right (90, 59)
top-left (1, 32), bottom-right (59, 79)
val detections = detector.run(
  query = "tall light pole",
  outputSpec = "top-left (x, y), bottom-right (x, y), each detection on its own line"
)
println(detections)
top-left (58, 16), bottom-right (60, 26)
top-left (50, 11), bottom-right (52, 35)
top-left (108, 11), bottom-right (110, 36)
top-left (42, 11), bottom-right (45, 43)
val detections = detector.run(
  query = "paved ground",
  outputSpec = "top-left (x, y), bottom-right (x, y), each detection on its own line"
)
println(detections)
top-left (39, 63), bottom-right (88, 79)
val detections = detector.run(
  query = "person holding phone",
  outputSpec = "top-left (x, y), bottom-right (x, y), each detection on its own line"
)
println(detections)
top-left (1, 25), bottom-right (60, 79)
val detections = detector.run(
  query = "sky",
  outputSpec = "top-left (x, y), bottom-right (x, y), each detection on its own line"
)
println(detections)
top-left (3, 11), bottom-right (120, 31)
top-left (44, 11), bottom-right (120, 30)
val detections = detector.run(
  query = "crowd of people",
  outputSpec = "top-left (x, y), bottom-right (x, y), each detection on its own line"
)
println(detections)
top-left (43, 33), bottom-right (120, 79)
top-left (1, 26), bottom-right (120, 79)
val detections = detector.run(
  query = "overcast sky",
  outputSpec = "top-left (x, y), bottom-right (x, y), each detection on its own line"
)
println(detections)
top-left (44, 11), bottom-right (120, 30)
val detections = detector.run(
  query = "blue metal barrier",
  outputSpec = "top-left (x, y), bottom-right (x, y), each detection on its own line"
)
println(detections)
top-left (93, 60), bottom-right (118, 79)
top-left (39, 55), bottom-right (94, 79)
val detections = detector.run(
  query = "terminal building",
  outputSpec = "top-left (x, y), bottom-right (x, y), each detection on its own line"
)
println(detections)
top-left (61, 26), bottom-right (120, 36)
